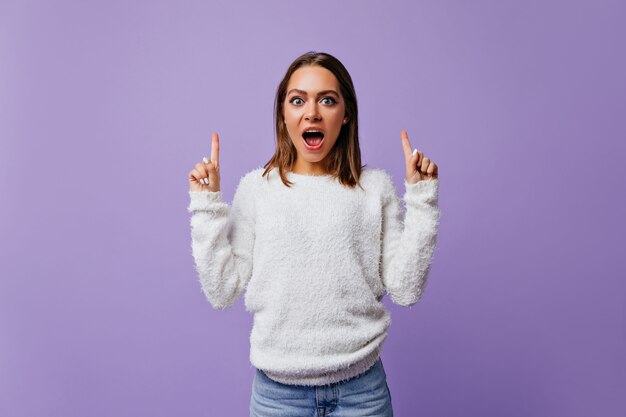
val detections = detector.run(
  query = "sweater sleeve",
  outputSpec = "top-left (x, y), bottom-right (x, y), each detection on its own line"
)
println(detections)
top-left (187, 177), bottom-right (255, 310)
top-left (380, 176), bottom-right (441, 307)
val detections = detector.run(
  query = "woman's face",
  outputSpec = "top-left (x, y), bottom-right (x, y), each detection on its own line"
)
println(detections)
top-left (283, 65), bottom-right (347, 174)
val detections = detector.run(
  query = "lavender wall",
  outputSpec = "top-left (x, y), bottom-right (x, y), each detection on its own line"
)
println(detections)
top-left (1, 1), bottom-right (624, 416)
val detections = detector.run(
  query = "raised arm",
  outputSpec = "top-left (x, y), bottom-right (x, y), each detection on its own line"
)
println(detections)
top-left (187, 132), bottom-right (255, 310)
top-left (380, 130), bottom-right (441, 307)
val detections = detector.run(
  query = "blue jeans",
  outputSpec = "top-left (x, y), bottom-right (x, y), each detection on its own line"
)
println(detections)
top-left (250, 358), bottom-right (393, 417)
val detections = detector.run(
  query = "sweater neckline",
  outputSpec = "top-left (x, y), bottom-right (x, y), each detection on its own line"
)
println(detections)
top-left (286, 171), bottom-right (334, 179)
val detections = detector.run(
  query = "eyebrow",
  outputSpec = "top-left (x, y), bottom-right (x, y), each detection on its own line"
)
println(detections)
top-left (287, 89), bottom-right (340, 97)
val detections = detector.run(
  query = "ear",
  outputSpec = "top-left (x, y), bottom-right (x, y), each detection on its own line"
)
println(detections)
top-left (342, 117), bottom-right (348, 124)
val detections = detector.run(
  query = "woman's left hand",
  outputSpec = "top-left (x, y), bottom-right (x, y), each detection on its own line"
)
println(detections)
top-left (401, 130), bottom-right (439, 184)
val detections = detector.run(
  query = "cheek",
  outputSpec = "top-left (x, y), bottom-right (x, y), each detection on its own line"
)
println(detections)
top-left (331, 113), bottom-right (345, 130)
top-left (284, 109), bottom-right (299, 126)
top-left (283, 116), bottom-right (299, 141)
top-left (331, 106), bottom-right (345, 124)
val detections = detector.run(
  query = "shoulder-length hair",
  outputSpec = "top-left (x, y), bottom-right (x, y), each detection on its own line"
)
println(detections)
top-left (262, 51), bottom-right (365, 189)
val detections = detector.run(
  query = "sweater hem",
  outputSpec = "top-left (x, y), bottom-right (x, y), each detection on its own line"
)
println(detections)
top-left (258, 346), bottom-right (382, 386)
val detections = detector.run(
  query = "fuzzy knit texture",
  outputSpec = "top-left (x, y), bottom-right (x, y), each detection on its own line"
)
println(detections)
top-left (187, 165), bottom-right (441, 386)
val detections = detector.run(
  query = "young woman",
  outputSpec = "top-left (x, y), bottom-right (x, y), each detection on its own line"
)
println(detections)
top-left (187, 51), bottom-right (440, 417)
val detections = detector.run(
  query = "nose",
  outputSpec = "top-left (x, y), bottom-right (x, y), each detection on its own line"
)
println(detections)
top-left (304, 102), bottom-right (321, 121)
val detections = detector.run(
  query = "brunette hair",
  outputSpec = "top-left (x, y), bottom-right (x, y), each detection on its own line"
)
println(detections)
top-left (262, 51), bottom-right (365, 188)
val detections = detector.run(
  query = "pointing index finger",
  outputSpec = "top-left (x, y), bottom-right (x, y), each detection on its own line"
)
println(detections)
top-left (211, 132), bottom-right (219, 165)
top-left (401, 130), bottom-right (413, 160)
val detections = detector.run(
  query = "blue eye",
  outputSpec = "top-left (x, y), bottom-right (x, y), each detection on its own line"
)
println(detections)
top-left (321, 97), bottom-right (337, 105)
top-left (290, 97), bottom-right (304, 105)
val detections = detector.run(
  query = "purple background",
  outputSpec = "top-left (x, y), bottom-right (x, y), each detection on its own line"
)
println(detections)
top-left (1, 0), bottom-right (624, 416)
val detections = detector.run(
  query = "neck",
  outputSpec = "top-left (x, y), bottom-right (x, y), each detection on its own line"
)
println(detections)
top-left (291, 158), bottom-right (329, 176)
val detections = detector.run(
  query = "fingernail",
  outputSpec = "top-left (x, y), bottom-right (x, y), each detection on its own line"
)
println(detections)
top-left (203, 178), bottom-right (209, 185)
top-left (412, 149), bottom-right (417, 156)
top-left (203, 157), bottom-right (208, 164)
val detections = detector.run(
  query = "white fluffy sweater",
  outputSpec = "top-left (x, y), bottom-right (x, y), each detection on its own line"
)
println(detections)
top-left (187, 166), bottom-right (440, 386)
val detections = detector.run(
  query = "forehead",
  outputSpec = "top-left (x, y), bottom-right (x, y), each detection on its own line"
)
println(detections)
top-left (286, 65), bottom-right (340, 92)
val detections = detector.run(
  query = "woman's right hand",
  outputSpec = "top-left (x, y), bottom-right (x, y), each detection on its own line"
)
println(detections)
top-left (188, 132), bottom-right (221, 192)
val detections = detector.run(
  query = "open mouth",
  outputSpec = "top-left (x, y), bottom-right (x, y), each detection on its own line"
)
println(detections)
top-left (302, 130), bottom-right (324, 150)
